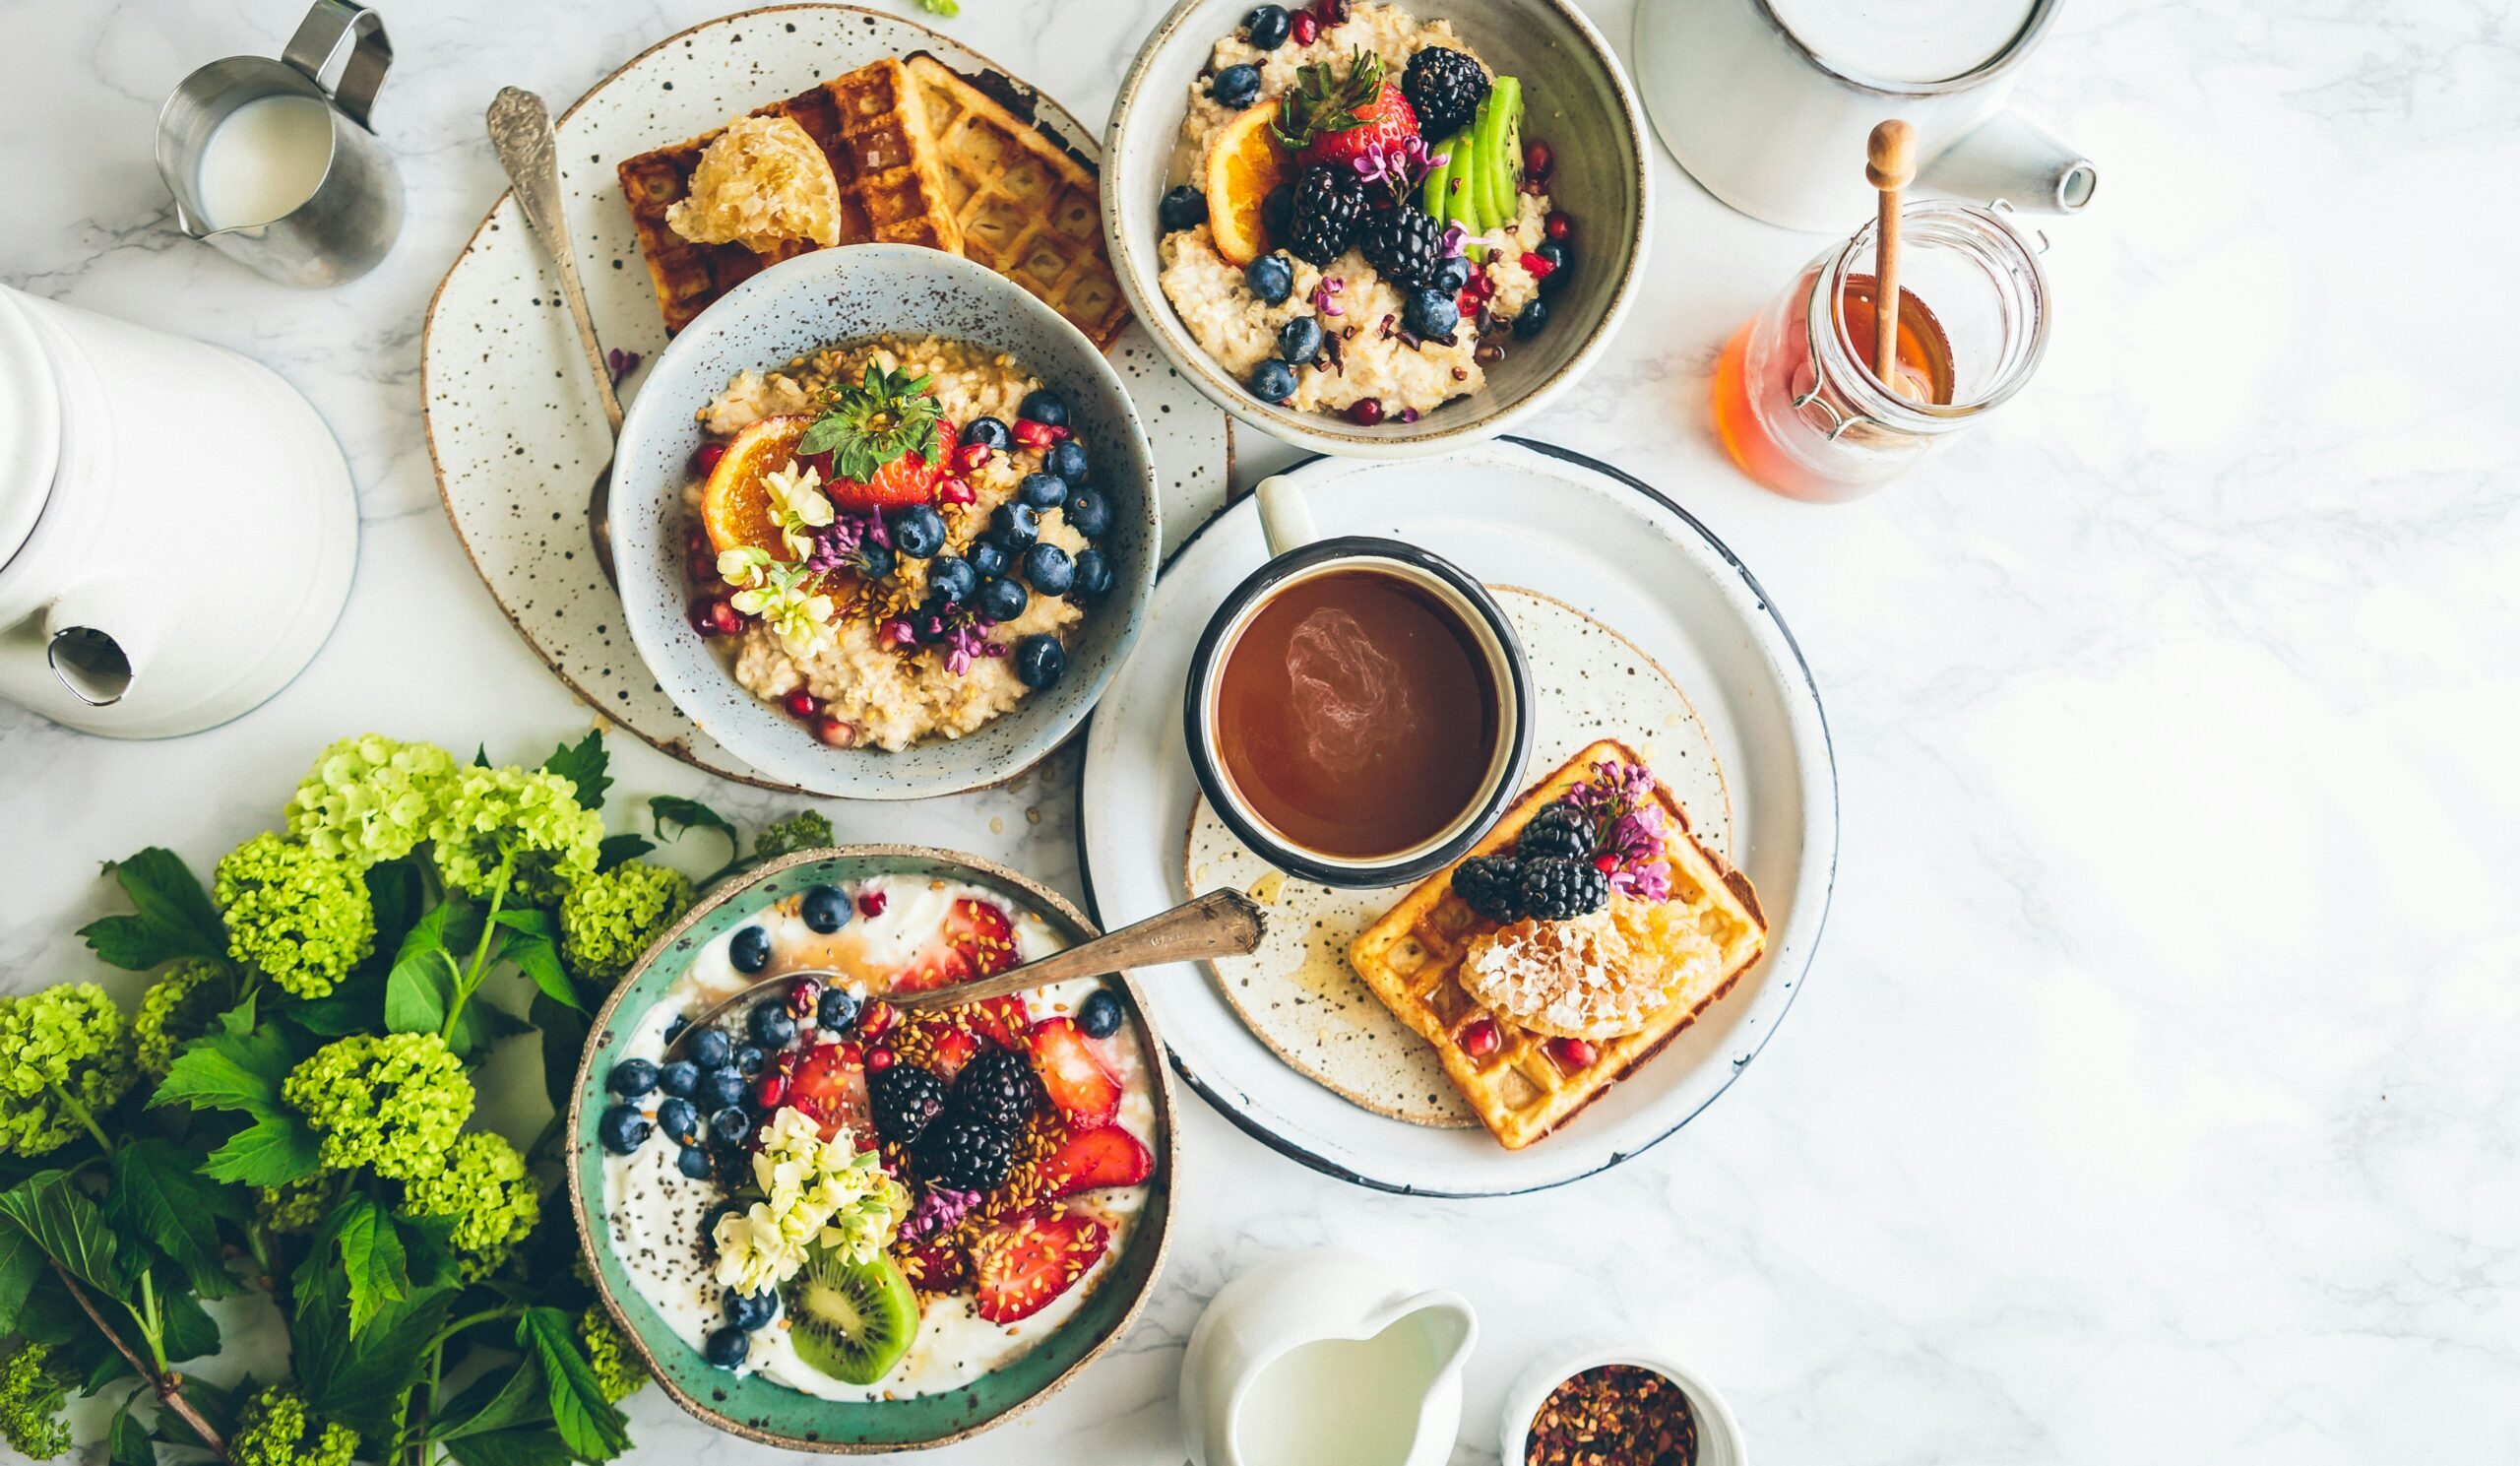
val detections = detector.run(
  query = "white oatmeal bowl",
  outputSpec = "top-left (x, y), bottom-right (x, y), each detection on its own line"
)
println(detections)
top-left (610, 245), bottom-right (1159, 797)
top-left (1105, 0), bottom-right (1652, 458)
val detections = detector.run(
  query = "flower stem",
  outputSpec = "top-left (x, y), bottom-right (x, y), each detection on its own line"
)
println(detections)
top-left (439, 858), bottom-right (514, 1041)
top-left (47, 1079), bottom-right (114, 1155)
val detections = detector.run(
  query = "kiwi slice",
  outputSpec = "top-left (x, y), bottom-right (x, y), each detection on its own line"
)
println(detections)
top-left (784, 1248), bottom-right (920, 1386)
top-left (1475, 77), bottom-right (1524, 232)
top-left (1424, 129), bottom-right (1470, 222)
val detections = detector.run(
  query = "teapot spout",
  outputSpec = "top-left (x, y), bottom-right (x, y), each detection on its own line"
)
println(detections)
top-left (42, 586), bottom-right (152, 707)
top-left (1920, 108), bottom-right (2096, 215)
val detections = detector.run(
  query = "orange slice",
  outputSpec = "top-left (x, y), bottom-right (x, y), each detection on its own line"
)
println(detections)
top-left (700, 414), bottom-right (811, 557)
top-left (1203, 103), bottom-right (1288, 267)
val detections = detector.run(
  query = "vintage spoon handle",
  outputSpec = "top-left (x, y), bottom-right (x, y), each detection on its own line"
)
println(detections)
top-left (486, 86), bottom-right (623, 433)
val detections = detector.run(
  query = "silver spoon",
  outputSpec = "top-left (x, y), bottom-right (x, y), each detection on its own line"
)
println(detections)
top-left (486, 86), bottom-right (622, 589)
top-left (662, 889), bottom-right (1267, 1060)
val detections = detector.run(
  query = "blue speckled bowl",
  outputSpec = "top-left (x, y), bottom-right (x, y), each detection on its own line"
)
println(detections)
top-left (609, 245), bottom-right (1161, 797)
top-left (566, 846), bottom-right (1176, 1452)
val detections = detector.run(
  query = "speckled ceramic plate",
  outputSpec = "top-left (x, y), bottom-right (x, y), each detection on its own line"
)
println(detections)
top-left (566, 847), bottom-right (1174, 1451)
top-left (422, 5), bottom-right (1231, 792)
top-left (1077, 439), bottom-right (1838, 1196)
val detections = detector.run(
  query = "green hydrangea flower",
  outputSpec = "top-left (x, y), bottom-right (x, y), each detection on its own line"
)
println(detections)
top-left (283, 1032), bottom-right (472, 1180)
top-left (132, 956), bottom-right (233, 1078)
top-left (229, 1384), bottom-right (356, 1466)
top-left (557, 860), bottom-right (694, 983)
top-left (0, 984), bottom-right (136, 1157)
top-left (215, 832), bottom-right (375, 999)
top-left (0, 1341), bottom-right (69, 1459)
top-left (429, 765), bottom-right (603, 906)
top-left (752, 809), bottom-right (834, 861)
top-left (254, 1175), bottom-right (332, 1236)
top-left (285, 733), bottom-right (458, 867)
top-left (396, 1131), bottom-right (538, 1281)
top-left (580, 1304), bottom-right (649, 1403)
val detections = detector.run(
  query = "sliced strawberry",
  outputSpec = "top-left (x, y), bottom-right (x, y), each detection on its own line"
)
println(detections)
top-left (1037, 1125), bottom-right (1153, 1198)
top-left (899, 1236), bottom-right (970, 1293)
top-left (895, 898), bottom-right (1020, 992)
top-left (1296, 80), bottom-right (1419, 168)
top-left (971, 994), bottom-right (1031, 1052)
top-left (785, 1041), bottom-right (869, 1141)
top-left (970, 1211), bottom-right (1110, 1324)
top-left (1028, 1018), bottom-right (1121, 1130)
top-left (824, 449), bottom-right (942, 511)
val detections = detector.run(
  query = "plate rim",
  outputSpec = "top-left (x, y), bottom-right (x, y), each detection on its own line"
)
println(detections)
top-left (1071, 436), bottom-right (1840, 1196)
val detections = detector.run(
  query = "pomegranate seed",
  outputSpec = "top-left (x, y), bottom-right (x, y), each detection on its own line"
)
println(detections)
top-left (690, 597), bottom-right (741, 636)
top-left (1545, 211), bottom-right (1573, 241)
top-left (1546, 1036), bottom-right (1596, 1072)
top-left (775, 1048), bottom-right (801, 1075)
top-left (866, 1048), bottom-right (894, 1072)
top-left (812, 715), bottom-right (856, 748)
top-left (1012, 418), bottom-right (1057, 450)
top-left (858, 1001), bottom-right (896, 1036)
top-left (683, 524), bottom-right (710, 554)
top-left (754, 1074), bottom-right (788, 1109)
top-left (1346, 398), bottom-right (1385, 426)
top-left (783, 687), bottom-right (820, 719)
top-left (687, 548), bottom-right (721, 585)
top-left (690, 441), bottom-right (727, 477)
top-left (1520, 251), bottom-right (1556, 281)
top-left (1292, 9), bottom-right (1318, 42)
top-left (1460, 1017), bottom-right (1500, 1058)
top-left (856, 889), bottom-right (887, 919)
top-left (953, 440), bottom-right (993, 474)
top-left (1456, 288), bottom-right (1480, 317)
top-left (1593, 853), bottom-right (1619, 873)
top-left (788, 978), bottom-right (823, 1017)
top-left (1313, 0), bottom-right (1347, 25)
top-left (1047, 422), bottom-right (1073, 442)
top-left (1525, 141), bottom-right (1554, 181)
top-left (840, 1041), bottom-right (865, 1066)
top-left (938, 477), bottom-right (976, 506)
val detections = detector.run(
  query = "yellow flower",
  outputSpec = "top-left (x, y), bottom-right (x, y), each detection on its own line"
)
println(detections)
top-left (762, 460), bottom-right (835, 557)
top-left (710, 1108), bottom-right (905, 1296)
top-left (730, 562), bottom-right (838, 659)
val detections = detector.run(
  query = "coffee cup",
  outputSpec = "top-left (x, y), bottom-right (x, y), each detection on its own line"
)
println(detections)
top-left (1184, 477), bottom-right (1533, 889)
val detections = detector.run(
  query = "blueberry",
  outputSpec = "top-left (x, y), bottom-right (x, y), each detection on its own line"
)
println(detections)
top-left (656, 1096), bottom-right (701, 1145)
top-left (960, 416), bottom-right (1011, 451)
top-left (926, 554), bottom-right (977, 606)
top-left (598, 1105), bottom-right (652, 1155)
top-left (1018, 388), bottom-right (1068, 428)
top-left (748, 1004), bottom-right (797, 1050)
top-left (1261, 184), bottom-right (1295, 243)
top-left (1244, 252), bottom-right (1294, 305)
top-left (1533, 240), bottom-right (1569, 293)
top-left (817, 988), bottom-right (861, 1032)
top-left (698, 1066), bottom-right (746, 1113)
top-left (1276, 315), bottom-right (1324, 364)
top-left (734, 1044), bottom-right (768, 1077)
top-left (700, 1199), bottom-right (739, 1249)
top-left (676, 1143), bottom-right (715, 1179)
top-left (1249, 358), bottom-right (1297, 404)
top-left (704, 1326), bottom-right (750, 1370)
top-left (1063, 487), bottom-right (1113, 540)
top-left (990, 501), bottom-right (1040, 548)
top-left (1158, 183), bottom-right (1210, 232)
top-left (1072, 547), bottom-right (1116, 602)
top-left (724, 1289), bottom-right (779, 1332)
top-left (1013, 634), bottom-right (1066, 689)
top-left (1431, 255), bottom-right (1472, 294)
top-left (1043, 439), bottom-right (1088, 484)
top-left (1512, 297), bottom-right (1549, 339)
top-left (968, 536), bottom-right (1012, 579)
top-left (662, 1015), bottom-right (689, 1046)
top-left (728, 926), bottom-right (771, 976)
top-left (889, 504), bottom-right (947, 558)
top-left (709, 1107), bottom-right (753, 1146)
top-left (1242, 3), bottom-right (1292, 47)
top-left (976, 575), bottom-right (1030, 624)
top-left (858, 541), bottom-right (898, 580)
top-left (1023, 542), bottom-right (1075, 597)
top-left (687, 1026), bottom-right (733, 1069)
top-left (607, 1058), bottom-right (659, 1098)
top-left (1210, 63), bottom-right (1263, 108)
top-left (658, 1059), bottom-right (699, 1098)
top-left (1018, 472), bottom-right (1068, 510)
top-left (1403, 287), bottom-right (1460, 340)
top-left (802, 883), bottom-right (850, 933)
top-left (1077, 989), bottom-right (1125, 1039)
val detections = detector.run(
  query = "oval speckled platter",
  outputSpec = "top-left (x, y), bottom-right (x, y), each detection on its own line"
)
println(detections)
top-left (566, 846), bottom-right (1174, 1451)
top-left (422, 5), bottom-right (1231, 792)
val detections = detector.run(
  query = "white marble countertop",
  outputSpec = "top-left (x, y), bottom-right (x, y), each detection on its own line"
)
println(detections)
top-left (4, 0), bottom-right (2515, 1461)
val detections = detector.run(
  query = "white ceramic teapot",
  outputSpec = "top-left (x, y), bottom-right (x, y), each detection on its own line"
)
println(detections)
top-left (1180, 1251), bottom-right (1478, 1466)
top-left (0, 284), bottom-right (356, 737)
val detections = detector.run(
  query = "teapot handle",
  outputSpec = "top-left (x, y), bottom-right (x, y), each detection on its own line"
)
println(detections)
top-left (283, 0), bottom-right (393, 130)
top-left (1920, 108), bottom-right (2095, 217)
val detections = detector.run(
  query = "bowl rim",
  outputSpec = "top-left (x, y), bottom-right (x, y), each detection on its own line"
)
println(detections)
top-left (564, 844), bottom-right (1179, 1451)
top-left (608, 243), bottom-right (1162, 798)
top-left (1497, 1340), bottom-right (1750, 1466)
top-left (1101, 0), bottom-right (1655, 459)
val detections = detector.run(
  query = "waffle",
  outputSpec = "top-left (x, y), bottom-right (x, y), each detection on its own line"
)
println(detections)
top-left (1347, 740), bottom-right (1767, 1150)
top-left (903, 54), bottom-right (1130, 349)
top-left (618, 58), bottom-right (962, 335)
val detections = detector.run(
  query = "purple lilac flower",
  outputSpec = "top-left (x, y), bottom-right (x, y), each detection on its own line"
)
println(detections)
top-left (1310, 276), bottom-right (1346, 317)
top-left (942, 618), bottom-right (1004, 676)
top-left (1565, 760), bottom-right (1672, 897)
top-left (802, 507), bottom-right (892, 576)
top-left (606, 347), bottom-right (642, 384)
top-left (1351, 137), bottom-right (1447, 194)
top-left (899, 1185), bottom-right (980, 1242)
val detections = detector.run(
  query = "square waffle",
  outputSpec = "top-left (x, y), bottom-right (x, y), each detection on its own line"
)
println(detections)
top-left (1347, 739), bottom-right (1768, 1150)
top-left (618, 58), bottom-right (962, 335)
top-left (903, 54), bottom-right (1130, 349)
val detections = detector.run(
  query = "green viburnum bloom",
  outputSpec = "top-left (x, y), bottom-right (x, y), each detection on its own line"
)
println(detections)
top-left (215, 832), bottom-right (375, 999)
top-left (580, 1304), bottom-right (649, 1403)
top-left (0, 1341), bottom-right (69, 1459)
top-left (0, 984), bottom-right (136, 1157)
top-left (557, 860), bottom-right (694, 983)
top-left (229, 1384), bottom-right (355, 1466)
top-left (752, 809), bottom-right (834, 861)
top-left (284, 733), bottom-right (459, 866)
top-left (254, 1175), bottom-right (332, 1236)
top-left (428, 764), bottom-right (603, 906)
top-left (283, 1032), bottom-right (473, 1180)
top-left (396, 1131), bottom-right (538, 1281)
top-left (132, 956), bottom-right (233, 1078)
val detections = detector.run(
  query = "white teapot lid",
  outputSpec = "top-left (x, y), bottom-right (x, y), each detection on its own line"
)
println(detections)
top-left (0, 287), bottom-right (60, 566)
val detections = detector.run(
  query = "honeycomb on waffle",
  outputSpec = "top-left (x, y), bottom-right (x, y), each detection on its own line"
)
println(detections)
top-left (1347, 739), bottom-right (1768, 1150)
top-left (617, 57), bottom-right (962, 335)
top-left (903, 54), bottom-right (1129, 350)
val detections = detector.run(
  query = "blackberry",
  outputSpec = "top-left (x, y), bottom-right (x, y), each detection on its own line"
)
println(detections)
top-left (912, 1110), bottom-right (1017, 1192)
top-left (1401, 47), bottom-right (1490, 141)
top-left (1288, 165), bottom-right (1368, 266)
top-left (1515, 801), bottom-right (1595, 863)
top-left (1519, 857), bottom-right (1609, 922)
top-left (869, 1064), bottom-right (948, 1146)
top-left (952, 1048), bottom-right (1040, 1132)
top-left (1452, 856), bottom-right (1525, 924)
top-left (1357, 207), bottom-right (1447, 288)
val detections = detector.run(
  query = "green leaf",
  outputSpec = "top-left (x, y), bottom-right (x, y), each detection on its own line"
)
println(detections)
top-left (200, 1114), bottom-right (323, 1185)
top-left (157, 1285), bottom-right (220, 1363)
top-left (531, 991), bottom-right (592, 1119)
top-left (443, 1426), bottom-right (576, 1466)
top-left (109, 1404), bottom-right (157, 1466)
top-left (150, 1022), bottom-right (298, 1115)
top-left (475, 744), bottom-right (494, 768)
top-left (284, 962), bottom-right (385, 1036)
top-left (316, 1194), bottom-right (410, 1337)
top-left (0, 1170), bottom-right (120, 1295)
top-left (0, 1207), bottom-right (40, 1334)
top-left (540, 731), bottom-right (612, 810)
top-left (295, 1268), bottom-right (455, 1437)
top-left (78, 848), bottom-right (228, 971)
top-left (494, 910), bottom-right (580, 1011)
top-left (433, 1354), bottom-right (551, 1440)
top-left (104, 1141), bottom-right (244, 1301)
top-left (520, 1306), bottom-right (631, 1460)
top-left (367, 857), bottom-right (427, 954)
top-left (384, 898), bottom-right (472, 1037)
top-left (595, 833), bottom-right (655, 872)
top-left (649, 795), bottom-right (738, 845)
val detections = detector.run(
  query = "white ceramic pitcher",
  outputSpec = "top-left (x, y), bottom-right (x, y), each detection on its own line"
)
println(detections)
top-left (1181, 1251), bottom-right (1478, 1466)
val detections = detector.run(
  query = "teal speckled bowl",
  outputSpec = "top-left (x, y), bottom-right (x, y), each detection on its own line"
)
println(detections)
top-left (566, 846), bottom-right (1175, 1451)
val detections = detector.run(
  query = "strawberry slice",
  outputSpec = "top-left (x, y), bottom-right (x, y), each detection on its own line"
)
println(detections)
top-left (1028, 1018), bottom-right (1121, 1130)
top-left (1037, 1125), bottom-right (1153, 1198)
top-left (970, 1211), bottom-right (1110, 1324)
top-left (785, 1041), bottom-right (869, 1141)
top-left (970, 994), bottom-right (1031, 1052)
top-left (1278, 53), bottom-right (1421, 169)
top-left (824, 448), bottom-right (943, 512)
top-left (899, 1236), bottom-right (971, 1294)
top-left (895, 898), bottom-right (1020, 992)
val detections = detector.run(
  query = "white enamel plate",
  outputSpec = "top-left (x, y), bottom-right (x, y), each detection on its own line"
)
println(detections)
top-left (1077, 439), bottom-right (1837, 1195)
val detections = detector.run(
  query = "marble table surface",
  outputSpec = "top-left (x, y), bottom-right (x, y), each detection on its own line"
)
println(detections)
top-left (3, 0), bottom-right (2515, 1461)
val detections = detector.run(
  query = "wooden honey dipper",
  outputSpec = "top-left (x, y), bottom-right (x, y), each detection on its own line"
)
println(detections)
top-left (1865, 119), bottom-right (1917, 393)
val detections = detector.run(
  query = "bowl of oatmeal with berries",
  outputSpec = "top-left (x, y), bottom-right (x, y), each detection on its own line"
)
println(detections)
top-left (611, 245), bottom-right (1158, 797)
top-left (1106, 0), bottom-right (1650, 456)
